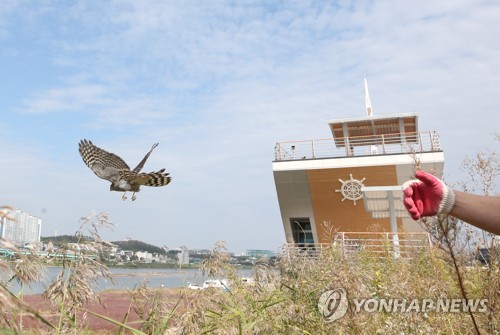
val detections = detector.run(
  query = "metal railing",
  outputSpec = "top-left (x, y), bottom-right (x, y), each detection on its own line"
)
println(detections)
top-left (281, 232), bottom-right (432, 259)
top-left (334, 232), bottom-right (432, 258)
top-left (274, 131), bottom-right (441, 161)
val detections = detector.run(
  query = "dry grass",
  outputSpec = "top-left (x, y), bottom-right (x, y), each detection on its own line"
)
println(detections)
top-left (170, 242), bottom-right (498, 334)
top-left (0, 232), bottom-right (498, 334)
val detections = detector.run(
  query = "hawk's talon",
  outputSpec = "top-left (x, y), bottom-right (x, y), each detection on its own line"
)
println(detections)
top-left (132, 194), bottom-right (137, 201)
top-left (122, 193), bottom-right (127, 201)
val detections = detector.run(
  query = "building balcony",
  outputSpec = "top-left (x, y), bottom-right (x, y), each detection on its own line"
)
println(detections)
top-left (280, 232), bottom-right (432, 259)
top-left (274, 130), bottom-right (441, 162)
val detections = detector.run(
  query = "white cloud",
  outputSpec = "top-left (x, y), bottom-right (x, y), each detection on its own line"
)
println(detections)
top-left (21, 84), bottom-right (108, 114)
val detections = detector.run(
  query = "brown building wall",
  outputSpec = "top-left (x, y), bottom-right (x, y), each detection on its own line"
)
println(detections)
top-left (307, 165), bottom-right (403, 243)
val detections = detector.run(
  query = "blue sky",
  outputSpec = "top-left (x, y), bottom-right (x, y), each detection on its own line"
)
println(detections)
top-left (1, 1), bottom-right (499, 253)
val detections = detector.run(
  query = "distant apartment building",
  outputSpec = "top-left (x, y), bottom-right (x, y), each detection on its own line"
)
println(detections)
top-left (177, 246), bottom-right (190, 265)
top-left (0, 209), bottom-right (42, 246)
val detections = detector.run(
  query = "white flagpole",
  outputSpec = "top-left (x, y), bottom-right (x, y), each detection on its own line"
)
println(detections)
top-left (365, 77), bottom-right (373, 116)
top-left (365, 77), bottom-right (378, 154)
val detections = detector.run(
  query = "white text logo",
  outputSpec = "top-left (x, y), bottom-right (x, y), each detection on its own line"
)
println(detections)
top-left (318, 288), bottom-right (488, 322)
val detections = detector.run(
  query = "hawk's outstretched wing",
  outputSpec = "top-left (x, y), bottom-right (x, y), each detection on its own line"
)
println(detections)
top-left (79, 139), bottom-right (130, 182)
top-left (132, 143), bottom-right (158, 173)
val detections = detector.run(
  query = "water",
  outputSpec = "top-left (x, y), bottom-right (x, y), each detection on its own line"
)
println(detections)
top-left (4, 266), bottom-right (253, 295)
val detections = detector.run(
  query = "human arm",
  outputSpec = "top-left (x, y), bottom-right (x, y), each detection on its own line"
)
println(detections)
top-left (449, 190), bottom-right (500, 235)
top-left (402, 170), bottom-right (500, 235)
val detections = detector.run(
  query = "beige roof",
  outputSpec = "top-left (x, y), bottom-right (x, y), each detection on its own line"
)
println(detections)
top-left (327, 113), bottom-right (419, 147)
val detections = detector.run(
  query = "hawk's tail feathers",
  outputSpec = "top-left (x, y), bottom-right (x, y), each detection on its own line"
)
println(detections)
top-left (142, 169), bottom-right (172, 187)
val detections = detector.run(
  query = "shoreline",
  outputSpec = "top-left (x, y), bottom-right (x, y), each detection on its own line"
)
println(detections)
top-left (110, 271), bottom-right (193, 277)
top-left (14, 262), bottom-right (255, 270)
top-left (20, 288), bottom-right (188, 332)
top-left (7, 266), bottom-right (255, 296)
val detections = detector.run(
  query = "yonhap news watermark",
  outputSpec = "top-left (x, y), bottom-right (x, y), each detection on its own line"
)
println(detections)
top-left (318, 288), bottom-right (488, 323)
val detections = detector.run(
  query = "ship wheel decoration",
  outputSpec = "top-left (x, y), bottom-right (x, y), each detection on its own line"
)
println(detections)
top-left (335, 174), bottom-right (366, 205)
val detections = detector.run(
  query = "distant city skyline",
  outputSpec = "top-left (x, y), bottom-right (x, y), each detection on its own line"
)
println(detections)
top-left (37, 229), bottom-right (276, 256)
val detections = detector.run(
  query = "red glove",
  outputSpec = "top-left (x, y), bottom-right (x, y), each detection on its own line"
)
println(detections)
top-left (402, 170), bottom-right (456, 220)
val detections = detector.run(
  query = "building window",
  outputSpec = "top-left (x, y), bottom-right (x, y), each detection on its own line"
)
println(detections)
top-left (290, 218), bottom-right (314, 245)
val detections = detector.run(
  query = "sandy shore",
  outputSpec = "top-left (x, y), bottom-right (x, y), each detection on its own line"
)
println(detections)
top-left (20, 288), bottom-right (187, 333)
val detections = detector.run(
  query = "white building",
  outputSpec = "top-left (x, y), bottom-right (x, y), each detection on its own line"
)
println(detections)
top-left (135, 250), bottom-right (154, 261)
top-left (0, 209), bottom-right (42, 247)
top-left (273, 80), bottom-right (444, 245)
top-left (177, 246), bottom-right (189, 265)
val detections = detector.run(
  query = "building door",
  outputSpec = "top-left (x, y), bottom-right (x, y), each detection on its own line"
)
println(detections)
top-left (290, 218), bottom-right (314, 246)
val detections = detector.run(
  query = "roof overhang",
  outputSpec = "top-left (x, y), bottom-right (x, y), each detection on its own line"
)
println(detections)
top-left (328, 113), bottom-right (419, 148)
top-left (361, 186), bottom-right (410, 220)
